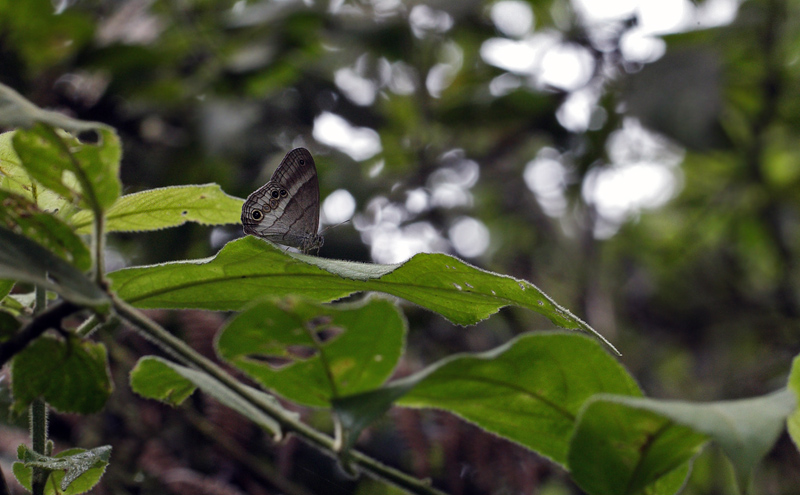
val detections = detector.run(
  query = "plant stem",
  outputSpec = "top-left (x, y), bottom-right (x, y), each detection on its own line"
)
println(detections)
top-left (0, 301), bottom-right (81, 368)
top-left (111, 295), bottom-right (445, 495)
top-left (30, 285), bottom-right (49, 495)
top-left (92, 211), bottom-right (106, 287)
top-left (29, 398), bottom-right (48, 495)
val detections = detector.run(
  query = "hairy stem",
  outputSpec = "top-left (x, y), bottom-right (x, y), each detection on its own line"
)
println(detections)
top-left (30, 285), bottom-right (49, 495)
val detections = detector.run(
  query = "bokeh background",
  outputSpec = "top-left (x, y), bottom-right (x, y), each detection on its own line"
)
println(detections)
top-left (1, 0), bottom-right (800, 493)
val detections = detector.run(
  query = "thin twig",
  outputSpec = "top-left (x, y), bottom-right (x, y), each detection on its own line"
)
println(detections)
top-left (0, 301), bottom-right (81, 368)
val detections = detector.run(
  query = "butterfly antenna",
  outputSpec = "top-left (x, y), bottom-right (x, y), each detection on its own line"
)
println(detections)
top-left (320, 218), bottom-right (351, 236)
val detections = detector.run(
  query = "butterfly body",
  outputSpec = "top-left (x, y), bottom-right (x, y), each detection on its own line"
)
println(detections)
top-left (241, 148), bottom-right (323, 253)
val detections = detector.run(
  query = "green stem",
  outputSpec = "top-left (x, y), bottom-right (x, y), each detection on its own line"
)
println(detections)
top-left (76, 314), bottom-right (120, 339)
top-left (30, 399), bottom-right (48, 495)
top-left (34, 284), bottom-right (46, 316)
top-left (31, 285), bottom-right (49, 495)
top-left (92, 210), bottom-right (106, 287)
top-left (111, 295), bottom-right (444, 495)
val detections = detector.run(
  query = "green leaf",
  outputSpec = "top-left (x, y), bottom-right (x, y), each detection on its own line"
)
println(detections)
top-left (11, 336), bottom-right (112, 414)
top-left (0, 131), bottom-right (81, 217)
top-left (334, 333), bottom-right (639, 466)
top-left (70, 184), bottom-right (244, 234)
top-left (130, 356), bottom-right (286, 437)
top-left (0, 190), bottom-right (90, 270)
top-left (788, 355), bottom-right (800, 451)
top-left (0, 227), bottom-right (108, 310)
top-left (0, 279), bottom-right (14, 301)
top-left (0, 83), bottom-right (109, 135)
top-left (109, 236), bottom-right (616, 352)
top-left (569, 389), bottom-right (796, 495)
top-left (13, 445), bottom-right (110, 494)
top-left (129, 356), bottom-right (196, 406)
top-left (217, 296), bottom-right (406, 407)
top-left (12, 124), bottom-right (121, 213)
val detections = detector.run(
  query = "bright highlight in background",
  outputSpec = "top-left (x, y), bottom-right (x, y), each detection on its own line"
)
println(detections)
top-left (312, 112), bottom-right (382, 161)
top-left (322, 189), bottom-right (356, 225)
top-left (449, 217), bottom-right (490, 258)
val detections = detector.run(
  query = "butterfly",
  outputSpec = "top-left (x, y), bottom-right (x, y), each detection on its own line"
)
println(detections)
top-left (241, 148), bottom-right (323, 254)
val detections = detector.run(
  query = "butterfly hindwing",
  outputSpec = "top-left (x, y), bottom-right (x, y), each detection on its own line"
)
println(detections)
top-left (241, 148), bottom-right (323, 253)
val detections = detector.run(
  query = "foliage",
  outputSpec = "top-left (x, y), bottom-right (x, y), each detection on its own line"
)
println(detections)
top-left (0, 0), bottom-right (799, 494)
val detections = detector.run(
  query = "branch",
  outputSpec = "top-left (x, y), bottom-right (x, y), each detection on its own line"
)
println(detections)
top-left (0, 301), bottom-right (81, 368)
top-left (111, 295), bottom-right (446, 495)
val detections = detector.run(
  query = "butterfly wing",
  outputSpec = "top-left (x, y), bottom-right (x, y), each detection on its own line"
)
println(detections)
top-left (241, 148), bottom-right (322, 250)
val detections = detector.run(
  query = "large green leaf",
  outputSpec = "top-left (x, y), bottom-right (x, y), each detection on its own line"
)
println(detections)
top-left (0, 190), bottom-right (90, 270)
top-left (335, 333), bottom-right (639, 465)
top-left (12, 124), bottom-right (121, 213)
top-left (108, 236), bottom-right (616, 352)
top-left (69, 184), bottom-right (243, 234)
top-left (569, 389), bottom-right (796, 495)
top-left (10, 335), bottom-right (112, 414)
top-left (129, 356), bottom-right (285, 437)
top-left (0, 227), bottom-right (108, 310)
top-left (216, 296), bottom-right (406, 407)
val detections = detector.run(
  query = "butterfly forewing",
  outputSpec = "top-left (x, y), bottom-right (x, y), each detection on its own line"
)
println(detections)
top-left (241, 148), bottom-right (323, 252)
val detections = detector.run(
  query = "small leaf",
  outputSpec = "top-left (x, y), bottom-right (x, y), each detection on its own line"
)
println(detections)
top-left (129, 356), bottom-right (196, 405)
top-left (334, 332), bottom-right (639, 465)
top-left (217, 296), bottom-right (406, 407)
top-left (70, 184), bottom-right (244, 234)
top-left (0, 190), bottom-right (90, 269)
top-left (0, 279), bottom-right (14, 301)
top-left (0, 83), bottom-right (108, 135)
top-left (788, 355), bottom-right (800, 451)
top-left (0, 130), bottom-right (80, 215)
top-left (569, 389), bottom-right (796, 495)
top-left (14, 445), bottom-right (110, 494)
top-left (109, 236), bottom-right (616, 352)
top-left (12, 124), bottom-right (121, 213)
top-left (0, 227), bottom-right (108, 310)
top-left (130, 356), bottom-right (286, 437)
top-left (11, 336), bottom-right (112, 414)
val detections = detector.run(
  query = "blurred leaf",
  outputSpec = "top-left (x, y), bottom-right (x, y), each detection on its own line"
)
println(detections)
top-left (70, 184), bottom-right (243, 234)
top-left (787, 355), bottom-right (800, 451)
top-left (108, 236), bottom-right (616, 351)
top-left (0, 279), bottom-right (14, 301)
top-left (130, 356), bottom-right (286, 437)
top-left (11, 336), bottom-right (112, 414)
top-left (0, 227), bottom-right (108, 310)
top-left (13, 446), bottom-right (110, 495)
top-left (335, 333), bottom-right (639, 465)
top-left (0, 83), bottom-right (106, 135)
top-left (12, 124), bottom-right (121, 214)
top-left (0, 309), bottom-right (21, 340)
top-left (0, 131), bottom-right (80, 217)
top-left (569, 389), bottom-right (796, 495)
top-left (0, 190), bottom-right (90, 270)
top-left (217, 296), bottom-right (405, 407)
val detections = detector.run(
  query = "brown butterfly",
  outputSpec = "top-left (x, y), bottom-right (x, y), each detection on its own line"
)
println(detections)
top-left (241, 148), bottom-right (323, 253)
